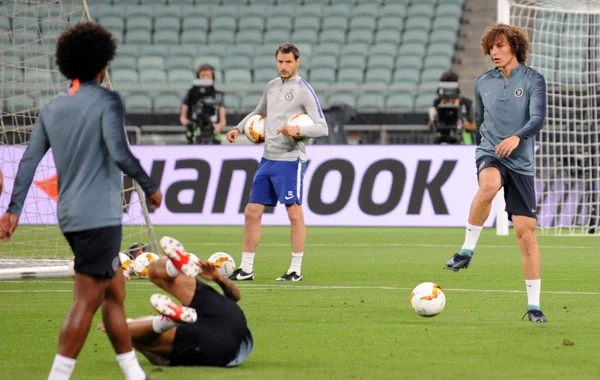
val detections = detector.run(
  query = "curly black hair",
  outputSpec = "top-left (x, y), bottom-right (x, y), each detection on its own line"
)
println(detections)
top-left (55, 21), bottom-right (116, 81)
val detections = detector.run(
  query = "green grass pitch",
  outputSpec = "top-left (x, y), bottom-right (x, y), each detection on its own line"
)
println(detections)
top-left (1, 226), bottom-right (599, 379)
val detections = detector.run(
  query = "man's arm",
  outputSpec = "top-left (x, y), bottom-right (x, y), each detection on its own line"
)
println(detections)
top-left (101, 93), bottom-right (158, 195)
top-left (7, 114), bottom-right (51, 215)
top-left (462, 98), bottom-right (476, 132)
top-left (297, 80), bottom-right (328, 138)
top-left (513, 74), bottom-right (547, 140)
top-left (234, 88), bottom-right (268, 133)
top-left (215, 276), bottom-right (242, 302)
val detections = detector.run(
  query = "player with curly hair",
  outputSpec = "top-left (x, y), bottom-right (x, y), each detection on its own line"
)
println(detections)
top-left (0, 22), bottom-right (162, 379)
top-left (445, 24), bottom-right (548, 323)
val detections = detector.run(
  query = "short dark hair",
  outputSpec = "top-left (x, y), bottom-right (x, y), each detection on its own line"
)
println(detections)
top-left (275, 42), bottom-right (299, 60)
top-left (55, 21), bottom-right (116, 81)
top-left (440, 70), bottom-right (459, 82)
top-left (480, 23), bottom-right (530, 64)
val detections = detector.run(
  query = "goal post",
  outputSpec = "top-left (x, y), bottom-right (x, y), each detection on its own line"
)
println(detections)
top-left (0, 0), bottom-right (157, 279)
top-left (496, 0), bottom-right (600, 236)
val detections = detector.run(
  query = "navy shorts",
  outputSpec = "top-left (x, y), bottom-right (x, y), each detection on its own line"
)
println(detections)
top-left (63, 225), bottom-right (122, 278)
top-left (249, 157), bottom-right (307, 206)
top-left (476, 155), bottom-right (537, 220)
top-left (170, 280), bottom-right (251, 367)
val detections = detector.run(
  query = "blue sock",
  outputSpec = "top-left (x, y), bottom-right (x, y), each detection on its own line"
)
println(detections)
top-left (527, 304), bottom-right (541, 311)
top-left (458, 249), bottom-right (474, 257)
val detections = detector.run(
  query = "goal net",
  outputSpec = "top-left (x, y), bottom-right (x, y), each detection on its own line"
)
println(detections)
top-left (499, 0), bottom-right (600, 235)
top-left (0, 0), bottom-right (156, 279)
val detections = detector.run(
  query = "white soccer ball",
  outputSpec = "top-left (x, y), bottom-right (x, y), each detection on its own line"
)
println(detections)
top-left (410, 282), bottom-right (446, 317)
top-left (133, 252), bottom-right (160, 278)
top-left (119, 252), bottom-right (134, 280)
top-left (207, 252), bottom-right (236, 278)
top-left (286, 113), bottom-right (313, 142)
top-left (244, 114), bottom-right (266, 143)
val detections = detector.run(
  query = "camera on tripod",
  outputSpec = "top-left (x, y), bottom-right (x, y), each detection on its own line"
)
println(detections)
top-left (430, 81), bottom-right (463, 145)
top-left (186, 78), bottom-right (219, 144)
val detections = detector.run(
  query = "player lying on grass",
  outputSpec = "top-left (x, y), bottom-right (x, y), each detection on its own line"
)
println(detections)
top-left (98, 236), bottom-right (253, 367)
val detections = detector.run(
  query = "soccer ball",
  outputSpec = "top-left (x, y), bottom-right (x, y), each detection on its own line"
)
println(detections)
top-left (244, 114), bottom-right (266, 143)
top-left (119, 252), bottom-right (133, 280)
top-left (286, 113), bottom-right (313, 141)
top-left (207, 252), bottom-right (236, 278)
top-left (133, 252), bottom-right (160, 278)
top-left (410, 282), bottom-right (446, 317)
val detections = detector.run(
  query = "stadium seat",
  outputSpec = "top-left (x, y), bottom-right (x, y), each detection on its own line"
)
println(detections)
top-left (414, 93), bottom-right (436, 111)
top-left (224, 69), bottom-right (252, 83)
top-left (240, 92), bottom-right (263, 111)
top-left (23, 56), bottom-right (51, 70)
top-left (263, 30), bottom-right (289, 44)
top-left (297, 4), bottom-right (324, 18)
top-left (328, 93), bottom-right (356, 108)
top-left (374, 30), bottom-right (401, 45)
top-left (403, 30), bottom-right (429, 45)
top-left (99, 15), bottom-right (125, 33)
top-left (168, 69), bottom-right (194, 85)
top-left (127, 15), bottom-right (153, 31)
top-left (349, 16), bottom-right (377, 32)
top-left (405, 16), bottom-right (432, 32)
top-left (347, 30), bottom-right (373, 44)
top-left (170, 45), bottom-right (198, 59)
top-left (429, 30), bottom-right (458, 45)
top-left (310, 55), bottom-right (338, 71)
top-left (319, 30), bottom-right (346, 44)
top-left (398, 43), bottom-right (426, 58)
top-left (352, 4), bottom-right (380, 18)
top-left (111, 56), bottom-right (138, 71)
top-left (309, 68), bottom-right (336, 83)
top-left (337, 68), bottom-right (364, 84)
top-left (223, 56), bottom-right (251, 71)
top-left (386, 93), bottom-right (414, 110)
top-left (111, 69), bottom-right (139, 84)
top-left (407, 3), bottom-right (435, 18)
top-left (154, 16), bottom-right (180, 32)
top-left (323, 4), bottom-right (352, 18)
top-left (267, 5), bottom-right (296, 18)
top-left (6, 94), bottom-right (35, 112)
top-left (153, 30), bottom-right (179, 45)
top-left (211, 16), bottom-right (237, 32)
top-left (433, 17), bottom-right (461, 33)
top-left (238, 16), bottom-right (265, 33)
top-left (367, 55), bottom-right (395, 71)
top-left (182, 15), bottom-right (209, 32)
top-left (395, 56), bottom-right (422, 70)
top-left (126, 30), bottom-right (152, 44)
top-left (420, 68), bottom-right (445, 84)
top-left (378, 4), bottom-right (406, 18)
top-left (138, 56), bottom-right (165, 71)
top-left (369, 43), bottom-right (398, 57)
top-left (393, 68), bottom-right (420, 84)
top-left (197, 45), bottom-right (228, 58)
top-left (340, 43), bottom-right (369, 57)
top-left (154, 5), bottom-right (180, 19)
top-left (211, 5), bottom-right (238, 18)
top-left (165, 56), bottom-right (193, 71)
top-left (364, 68), bottom-right (392, 84)
top-left (253, 55), bottom-right (275, 70)
top-left (313, 43), bottom-right (342, 57)
top-left (140, 68), bottom-right (167, 84)
top-left (377, 16), bottom-right (403, 32)
top-left (266, 16), bottom-right (293, 32)
top-left (124, 93), bottom-right (153, 112)
top-left (338, 55), bottom-right (366, 71)
top-left (24, 70), bottom-right (55, 86)
top-left (291, 30), bottom-right (319, 45)
top-left (293, 15), bottom-right (320, 32)
top-left (154, 93), bottom-right (182, 113)
top-left (321, 16), bottom-right (348, 32)
top-left (357, 93), bottom-right (385, 111)
top-left (139, 44), bottom-right (170, 58)
top-left (423, 56), bottom-right (452, 71)
top-left (436, 3), bottom-right (464, 19)
top-left (427, 43), bottom-right (456, 59)
top-left (116, 44), bottom-right (140, 58)
top-left (182, 30), bottom-right (209, 44)
top-left (236, 30), bottom-right (263, 45)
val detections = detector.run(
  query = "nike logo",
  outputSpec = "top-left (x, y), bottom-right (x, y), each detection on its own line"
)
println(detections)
top-left (235, 272), bottom-right (254, 280)
top-left (531, 208), bottom-right (537, 212)
top-left (484, 92), bottom-right (492, 96)
top-left (285, 195), bottom-right (294, 200)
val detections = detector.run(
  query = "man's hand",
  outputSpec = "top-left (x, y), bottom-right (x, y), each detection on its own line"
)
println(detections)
top-left (198, 260), bottom-right (224, 282)
top-left (213, 123), bottom-right (224, 135)
top-left (495, 135), bottom-right (520, 158)
top-left (277, 125), bottom-right (300, 138)
top-left (226, 129), bottom-right (239, 143)
top-left (180, 117), bottom-right (189, 126)
top-left (147, 190), bottom-right (163, 210)
top-left (0, 212), bottom-right (20, 242)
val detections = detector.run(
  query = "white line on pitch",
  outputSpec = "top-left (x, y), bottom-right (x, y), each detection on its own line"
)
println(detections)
top-left (1, 284), bottom-right (599, 296)
top-left (192, 242), bottom-right (596, 250)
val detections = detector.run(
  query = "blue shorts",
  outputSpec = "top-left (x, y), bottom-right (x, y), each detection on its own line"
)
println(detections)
top-left (249, 158), bottom-right (307, 206)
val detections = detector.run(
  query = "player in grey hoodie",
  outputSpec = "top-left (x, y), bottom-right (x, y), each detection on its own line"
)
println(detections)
top-left (226, 43), bottom-right (329, 282)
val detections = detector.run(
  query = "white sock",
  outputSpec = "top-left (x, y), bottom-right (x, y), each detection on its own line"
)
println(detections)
top-left (116, 350), bottom-right (146, 380)
top-left (461, 223), bottom-right (483, 251)
top-left (165, 259), bottom-right (180, 278)
top-left (48, 354), bottom-right (76, 380)
top-left (241, 252), bottom-right (255, 273)
top-left (151, 315), bottom-right (177, 333)
top-left (526, 279), bottom-right (541, 309)
top-left (288, 252), bottom-right (303, 274)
